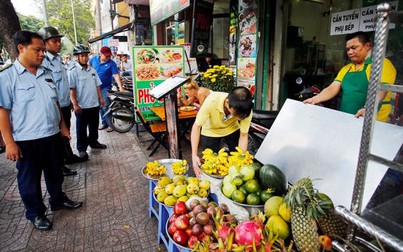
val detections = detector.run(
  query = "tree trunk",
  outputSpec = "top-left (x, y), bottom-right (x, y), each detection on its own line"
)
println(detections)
top-left (0, 0), bottom-right (21, 60)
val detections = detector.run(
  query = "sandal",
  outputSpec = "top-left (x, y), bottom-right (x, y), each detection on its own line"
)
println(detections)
top-left (106, 127), bottom-right (113, 132)
top-left (99, 125), bottom-right (108, 130)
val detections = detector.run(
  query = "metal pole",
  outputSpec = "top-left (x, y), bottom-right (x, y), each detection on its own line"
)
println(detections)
top-left (42, 0), bottom-right (49, 26)
top-left (70, 0), bottom-right (78, 45)
top-left (348, 2), bottom-right (390, 239)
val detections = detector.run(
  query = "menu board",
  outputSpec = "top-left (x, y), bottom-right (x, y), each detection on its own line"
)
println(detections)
top-left (132, 46), bottom-right (185, 121)
top-left (236, 0), bottom-right (258, 95)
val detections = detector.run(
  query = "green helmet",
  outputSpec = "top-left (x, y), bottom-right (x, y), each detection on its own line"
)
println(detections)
top-left (38, 26), bottom-right (63, 40)
top-left (73, 44), bottom-right (90, 55)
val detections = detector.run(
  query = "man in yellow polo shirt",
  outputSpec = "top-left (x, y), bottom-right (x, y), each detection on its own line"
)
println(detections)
top-left (304, 31), bottom-right (396, 122)
top-left (191, 86), bottom-right (253, 177)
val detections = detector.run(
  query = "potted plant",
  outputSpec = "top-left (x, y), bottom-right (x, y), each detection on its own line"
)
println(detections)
top-left (200, 65), bottom-right (235, 93)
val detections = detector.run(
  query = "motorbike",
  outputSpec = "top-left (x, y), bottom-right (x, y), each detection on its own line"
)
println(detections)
top-left (247, 110), bottom-right (279, 155)
top-left (120, 70), bottom-right (133, 92)
top-left (104, 90), bottom-right (136, 133)
top-left (294, 77), bottom-right (321, 101)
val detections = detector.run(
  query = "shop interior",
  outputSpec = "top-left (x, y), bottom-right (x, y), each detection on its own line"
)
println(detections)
top-left (283, 0), bottom-right (403, 108)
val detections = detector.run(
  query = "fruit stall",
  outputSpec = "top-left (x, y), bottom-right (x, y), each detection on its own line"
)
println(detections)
top-left (143, 95), bottom-right (402, 252)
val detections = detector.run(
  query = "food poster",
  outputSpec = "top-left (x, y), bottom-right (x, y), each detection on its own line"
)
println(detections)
top-left (236, 0), bottom-right (258, 96)
top-left (239, 34), bottom-right (256, 57)
top-left (133, 46), bottom-right (185, 121)
top-left (237, 58), bottom-right (256, 80)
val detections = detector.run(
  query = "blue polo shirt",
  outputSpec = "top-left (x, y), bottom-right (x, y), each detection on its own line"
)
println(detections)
top-left (89, 55), bottom-right (119, 90)
top-left (68, 62), bottom-right (102, 109)
top-left (0, 60), bottom-right (61, 141)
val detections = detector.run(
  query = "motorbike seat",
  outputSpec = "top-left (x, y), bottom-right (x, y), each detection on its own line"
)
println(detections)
top-left (252, 110), bottom-right (279, 129)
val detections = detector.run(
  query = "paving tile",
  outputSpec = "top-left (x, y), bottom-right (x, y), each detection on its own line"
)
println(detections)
top-left (0, 121), bottom-right (185, 251)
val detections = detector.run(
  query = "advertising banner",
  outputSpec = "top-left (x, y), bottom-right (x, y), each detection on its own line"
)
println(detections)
top-left (330, 1), bottom-right (398, 35)
top-left (236, 0), bottom-right (258, 95)
top-left (132, 46), bottom-right (185, 121)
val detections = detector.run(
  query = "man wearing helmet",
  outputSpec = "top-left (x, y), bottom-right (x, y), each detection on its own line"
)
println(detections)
top-left (68, 45), bottom-right (106, 158)
top-left (38, 26), bottom-right (88, 173)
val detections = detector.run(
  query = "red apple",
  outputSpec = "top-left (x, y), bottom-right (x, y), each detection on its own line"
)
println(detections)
top-left (185, 227), bottom-right (193, 237)
top-left (169, 214), bottom-right (179, 225)
top-left (173, 230), bottom-right (188, 245)
top-left (187, 235), bottom-right (199, 249)
top-left (168, 223), bottom-right (178, 236)
top-left (175, 214), bottom-right (190, 230)
top-left (174, 201), bottom-right (188, 215)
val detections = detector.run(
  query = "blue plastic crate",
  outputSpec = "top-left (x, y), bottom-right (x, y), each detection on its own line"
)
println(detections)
top-left (149, 180), bottom-right (159, 218)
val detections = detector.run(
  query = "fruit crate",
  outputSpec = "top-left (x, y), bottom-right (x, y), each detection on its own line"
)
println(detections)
top-left (149, 180), bottom-right (159, 218)
top-left (149, 180), bottom-right (190, 251)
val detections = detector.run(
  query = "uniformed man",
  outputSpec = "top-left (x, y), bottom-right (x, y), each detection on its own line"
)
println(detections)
top-left (68, 45), bottom-right (107, 158)
top-left (0, 30), bottom-right (83, 231)
top-left (38, 26), bottom-right (87, 173)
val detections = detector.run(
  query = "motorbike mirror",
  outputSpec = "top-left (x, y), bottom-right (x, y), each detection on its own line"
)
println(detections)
top-left (296, 77), bottom-right (303, 85)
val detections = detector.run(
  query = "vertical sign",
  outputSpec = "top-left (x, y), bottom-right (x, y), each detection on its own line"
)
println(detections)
top-left (236, 0), bottom-right (258, 95)
top-left (229, 0), bottom-right (238, 69)
top-left (132, 46), bottom-right (185, 121)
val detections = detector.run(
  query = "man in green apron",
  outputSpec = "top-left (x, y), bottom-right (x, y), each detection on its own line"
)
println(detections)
top-left (304, 31), bottom-right (396, 122)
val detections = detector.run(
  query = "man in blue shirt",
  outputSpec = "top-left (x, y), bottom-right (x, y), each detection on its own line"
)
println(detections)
top-left (0, 31), bottom-right (82, 231)
top-left (69, 45), bottom-right (107, 158)
top-left (89, 46), bottom-right (125, 132)
top-left (38, 26), bottom-right (87, 172)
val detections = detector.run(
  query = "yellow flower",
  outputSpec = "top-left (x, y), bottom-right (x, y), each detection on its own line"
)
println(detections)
top-left (213, 65), bottom-right (220, 69)
top-left (211, 78), bottom-right (216, 83)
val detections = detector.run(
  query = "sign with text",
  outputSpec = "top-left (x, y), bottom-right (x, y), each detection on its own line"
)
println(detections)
top-left (132, 46), bottom-right (185, 121)
top-left (330, 1), bottom-right (398, 35)
top-left (108, 39), bottom-right (120, 47)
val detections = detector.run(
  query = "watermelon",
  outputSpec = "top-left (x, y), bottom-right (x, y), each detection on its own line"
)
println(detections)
top-left (259, 164), bottom-right (287, 196)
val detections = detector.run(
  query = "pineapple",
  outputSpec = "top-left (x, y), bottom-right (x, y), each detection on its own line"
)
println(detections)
top-left (317, 193), bottom-right (347, 238)
top-left (284, 178), bottom-right (330, 252)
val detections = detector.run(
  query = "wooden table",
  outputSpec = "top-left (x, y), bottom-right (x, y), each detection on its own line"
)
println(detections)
top-left (150, 106), bottom-right (198, 121)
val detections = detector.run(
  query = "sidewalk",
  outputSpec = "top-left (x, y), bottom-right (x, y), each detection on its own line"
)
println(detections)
top-left (0, 124), bottom-right (191, 251)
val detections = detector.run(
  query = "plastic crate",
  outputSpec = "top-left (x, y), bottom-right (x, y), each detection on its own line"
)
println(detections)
top-left (149, 180), bottom-right (159, 218)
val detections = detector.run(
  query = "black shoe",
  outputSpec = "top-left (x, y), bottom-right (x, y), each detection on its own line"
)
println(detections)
top-left (65, 154), bottom-right (88, 164)
top-left (90, 142), bottom-right (107, 149)
top-left (62, 166), bottom-right (78, 176)
top-left (31, 216), bottom-right (52, 231)
top-left (51, 198), bottom-right (83, 211)
top-left (78, 151), bottom-right (89, 159)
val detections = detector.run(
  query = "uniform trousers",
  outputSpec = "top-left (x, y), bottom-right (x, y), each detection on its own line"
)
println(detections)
top-left (61, 105), bottom-right (72, 130)
top-left (16, 133), bottom-right (66, 220)
top-left (76, 107), bottom-right (100, 152)
top-left (201, 129), bottom-right (240, 153)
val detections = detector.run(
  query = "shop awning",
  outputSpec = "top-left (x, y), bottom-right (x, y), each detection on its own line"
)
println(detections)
top-left (88, 22), bottom-right (133, 44)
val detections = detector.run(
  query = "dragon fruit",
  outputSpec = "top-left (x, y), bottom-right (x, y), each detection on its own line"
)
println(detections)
top-left (235, 219), bottom-right (264, 250)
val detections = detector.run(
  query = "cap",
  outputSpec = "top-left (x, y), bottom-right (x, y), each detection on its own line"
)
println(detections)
top-left (100, 46), bottom-right (112, 56)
